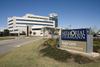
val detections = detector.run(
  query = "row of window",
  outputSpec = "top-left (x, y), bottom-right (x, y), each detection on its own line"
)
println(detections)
top-left (9, 30), bottom-right (13, 32)
top-left (28, 16), bottom-right (49, 20)
top-left (16, 19), bottom-right (53, 23)
top-left (8, 26), bottom-right (13, 28)
top-left (16, 23), bottom-right (53, 26)
top-left (14, 29), bottom-right (18, 31)
top-left (9, 29), bottom-right (18, 32)
top-left (8, 20), bottom-right (13, 22)
top-left (32, 28), bottom-right (41, 30)
top-left (9, 23), bottom-right (13, 25)
top-left (10, 28), bottom-right (41, 32)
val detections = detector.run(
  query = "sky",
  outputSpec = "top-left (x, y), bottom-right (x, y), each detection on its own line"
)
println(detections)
top-left (0, 0), bottom-right (100, 31)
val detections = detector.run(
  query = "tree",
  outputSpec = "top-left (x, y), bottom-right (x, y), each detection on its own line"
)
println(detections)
top-left (90, 27), bottom-right (96, 35)
top-left (97, 30), bottom-right (100, 34)
top-left (30, 31), bottom-right (32, 35)
top-left (0, 31), bottom-right (4, 36)
top-left (33, 32), bottom-right (36, 35)
top-left (4, 29), bottom-right (9, 36)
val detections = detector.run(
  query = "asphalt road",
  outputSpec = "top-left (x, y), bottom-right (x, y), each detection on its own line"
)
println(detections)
top-left (0, 36), bottom-right (42, 55)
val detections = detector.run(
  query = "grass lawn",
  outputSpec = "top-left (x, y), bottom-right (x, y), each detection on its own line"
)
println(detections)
top-left (0, 38), bottom-right (100, 67)
top-left (93, 38), bottom-right (100, 53)
top-left (0, 36), bottom-right (15, 41)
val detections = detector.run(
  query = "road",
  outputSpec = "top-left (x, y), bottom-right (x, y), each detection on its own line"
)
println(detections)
top-left (0, 36), bottom-right (42, 55)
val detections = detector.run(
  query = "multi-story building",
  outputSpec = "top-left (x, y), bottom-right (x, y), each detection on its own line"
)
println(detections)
top-left (8, 13), bottom-right (58, 36)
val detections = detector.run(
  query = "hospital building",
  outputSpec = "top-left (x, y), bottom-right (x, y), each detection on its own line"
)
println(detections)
top-left (8, 13), bottom-right (58, 36)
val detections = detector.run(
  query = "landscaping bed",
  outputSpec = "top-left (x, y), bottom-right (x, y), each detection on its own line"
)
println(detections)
top-left (0, 36), bottom-right (15, 41)
top-left (40, 38), bottom-right (100, 64)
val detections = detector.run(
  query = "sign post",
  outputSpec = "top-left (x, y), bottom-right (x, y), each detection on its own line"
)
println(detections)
top-left (86, 35), bottom-right (93, 53)
top-left (58, 28), bottom-right (62, 47)
top-left (60, 28), bottom-right (93, 53)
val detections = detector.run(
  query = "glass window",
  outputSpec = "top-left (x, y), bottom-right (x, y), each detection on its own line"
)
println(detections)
top-left (16, 19), bottom-right (53, 23)
top-left (32, 28), bottom-right (41, 30)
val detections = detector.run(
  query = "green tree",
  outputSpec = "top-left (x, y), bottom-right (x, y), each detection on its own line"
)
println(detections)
top-left (4, 29), bottom-right (9, 36)
top-left (90, 27), bottom-right (96, 35)
top-left (97, 30), bottom-right (100, 34)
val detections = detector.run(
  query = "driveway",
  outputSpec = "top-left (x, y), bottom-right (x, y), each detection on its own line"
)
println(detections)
top-left (0, 36), bottom-right (42, 55)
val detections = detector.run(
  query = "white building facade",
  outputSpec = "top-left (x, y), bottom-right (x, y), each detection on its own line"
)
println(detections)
top-left (8, 13), bottom-right (58, 36)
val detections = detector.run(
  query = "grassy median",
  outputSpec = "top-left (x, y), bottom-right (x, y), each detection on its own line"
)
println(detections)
top-left (0, 38), bottom-right (100, 67)
top-left (93, 38), bottom-right (100, 53)
top-left (0, 36), bottom-right (15, 41)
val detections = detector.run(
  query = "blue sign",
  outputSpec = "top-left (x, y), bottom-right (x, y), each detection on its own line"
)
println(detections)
top-left (61, 28), bottom-right (90, 41)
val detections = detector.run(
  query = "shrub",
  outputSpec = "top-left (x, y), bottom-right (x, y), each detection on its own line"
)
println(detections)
top-left (93, 38), bottom-right (100, 45)
top-left (43, 38), bottom-right (59, 48)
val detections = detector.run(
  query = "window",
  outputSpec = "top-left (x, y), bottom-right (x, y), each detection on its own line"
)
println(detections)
top-left (14, 29), bottom-right (18, 31)
top-left (8, 20), bottom-right (13, 22)
top-left (32, 28), bottom-right (41, 30)
top-left (28, 16), bottom-right (48, 20)
top-left (9, 30), bottom-right (13, 32)
top-left (33, 32), bottom-right (36, 35)
top-left (9, 23), bottom-right (13, 25)
top-left (9, 26), bottom-right (13, 28)
top-left (16, 19), bottom-right (53, 23)
top-left (16, 23), bottom-right (53, 26)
